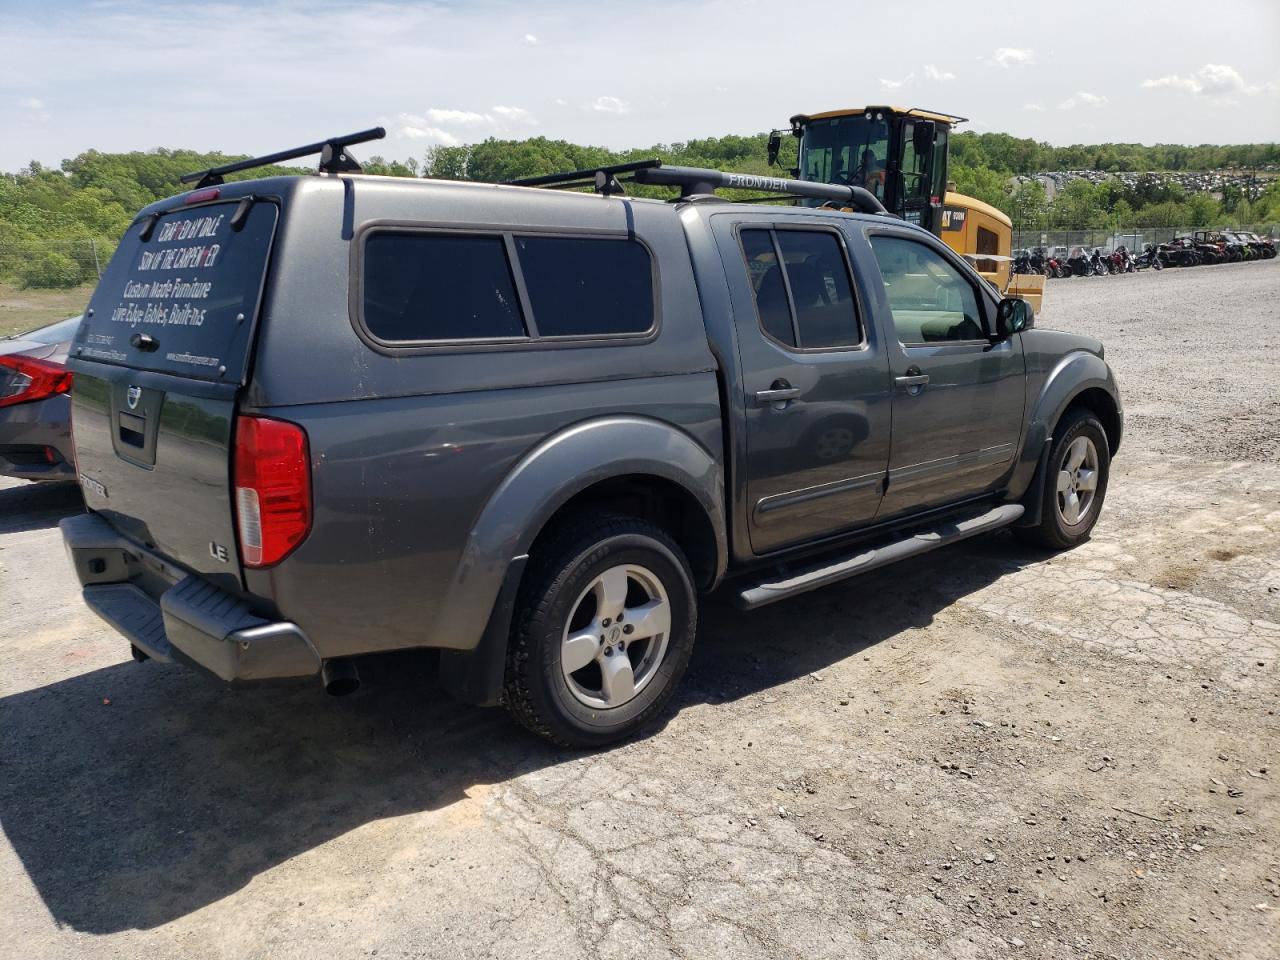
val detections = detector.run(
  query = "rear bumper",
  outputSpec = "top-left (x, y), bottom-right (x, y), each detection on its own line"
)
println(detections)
top-left (60, 512), bottom-right (320, 681)
top-left (0, 394), bottom-right (75, 481)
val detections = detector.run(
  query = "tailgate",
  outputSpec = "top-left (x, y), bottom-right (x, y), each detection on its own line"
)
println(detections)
top-left (68, 197), bottom-right (279, 588)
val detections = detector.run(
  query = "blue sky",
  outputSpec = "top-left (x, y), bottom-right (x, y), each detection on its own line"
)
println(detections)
top-left (1, 0), bottom-right (1278, 171)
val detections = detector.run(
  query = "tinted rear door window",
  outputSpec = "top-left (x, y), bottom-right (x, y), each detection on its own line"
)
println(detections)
top-left (363, 233), bottom-right (526, 342)
top-left (739, 227), bottom-right (861, 350)
top-left (514, 236), bottom-right (654, 337)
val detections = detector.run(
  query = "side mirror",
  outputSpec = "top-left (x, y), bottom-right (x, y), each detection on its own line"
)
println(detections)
top-left (995, 297), bottom-right (1034, 338)
top-left (767, 131), bottom-right (781, 167)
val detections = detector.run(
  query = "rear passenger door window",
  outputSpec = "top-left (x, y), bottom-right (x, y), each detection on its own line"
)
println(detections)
top-left (739, 228), bottom-right (862, 350)
top-left (867, 235), bottom-right (985, 344)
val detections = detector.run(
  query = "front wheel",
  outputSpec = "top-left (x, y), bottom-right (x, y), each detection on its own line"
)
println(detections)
top-left (504, 514), bottom-right (697, 747)
top-left (1015, 408), bottom-right (1111, 550)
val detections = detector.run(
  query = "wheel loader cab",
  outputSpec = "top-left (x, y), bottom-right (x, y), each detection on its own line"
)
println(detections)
top-left (788, 106), bottom-right (959, 235)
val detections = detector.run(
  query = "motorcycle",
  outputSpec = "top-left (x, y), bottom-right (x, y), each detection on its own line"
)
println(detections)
top-left (1067, 246), bottom-right (1092, 277)
top-left (1012, 249), bottom-right (1034, 275)
top-left (1089, 248), bottom-right (1110, 276)
top-left (1134, 244), bottom-right (1164, 270)
top-left (1044, 250), bottom-right (1068, 278)
top-left (1030, 247), bottom-right (1047, 275)
top-left (1109, 246), bottom-right (1135, 274)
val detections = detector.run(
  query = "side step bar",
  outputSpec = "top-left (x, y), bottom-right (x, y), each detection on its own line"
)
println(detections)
top-left (735, 503), bottom-right (1025, 610)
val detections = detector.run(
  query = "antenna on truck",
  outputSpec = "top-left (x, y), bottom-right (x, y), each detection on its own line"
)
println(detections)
top-left (507, 160), bottom-right (891, 215)
top-left (180, 127), bottom-right (387, 188)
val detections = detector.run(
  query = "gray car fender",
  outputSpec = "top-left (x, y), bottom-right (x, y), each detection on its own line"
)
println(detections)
top-left (434, 416), bottom-right (726, 705)
top-left (437, 414), bottom-right (721, 627)
top-left (1007, 350), bottom-right (1121, 520)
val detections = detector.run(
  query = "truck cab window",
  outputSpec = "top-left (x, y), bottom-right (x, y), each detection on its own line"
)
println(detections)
top-left (740, 228), bottom-right (861, 350)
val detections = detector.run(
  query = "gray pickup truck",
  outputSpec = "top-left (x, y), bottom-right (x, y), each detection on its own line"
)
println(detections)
top-left (61, 136), bottom-right (1121, 746)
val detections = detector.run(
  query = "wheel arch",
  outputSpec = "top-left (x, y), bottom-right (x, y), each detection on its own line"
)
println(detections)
top-left (434, 416), bottom-right (725, 708)
top-left (435, 416), bottom-right (726, 653)
top-left (1007, 349), bottom-right (1122, 514)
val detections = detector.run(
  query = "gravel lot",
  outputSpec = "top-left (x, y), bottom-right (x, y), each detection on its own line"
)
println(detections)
top-left (2, 260), bottom-right (1277, 960)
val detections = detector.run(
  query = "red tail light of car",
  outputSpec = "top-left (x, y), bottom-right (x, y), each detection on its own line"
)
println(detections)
top-left (0, 355), bottom-right (73, 408)
top-left (233, 415), bottom-right (311, 568)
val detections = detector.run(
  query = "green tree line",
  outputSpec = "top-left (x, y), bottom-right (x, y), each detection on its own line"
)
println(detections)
top-left (2, 132), bottom-right (1277, 288)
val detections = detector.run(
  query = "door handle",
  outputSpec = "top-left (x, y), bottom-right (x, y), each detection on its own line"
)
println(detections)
top-left (755, 379), bottom-right (801, 407)
top-left (894, 375), bottom-right (930, 388)
top-left (755, 387), bottom-right (801, 403)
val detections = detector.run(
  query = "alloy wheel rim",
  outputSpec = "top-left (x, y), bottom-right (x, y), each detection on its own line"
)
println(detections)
top-left (1055, 435), bottom-right (1100, 527)
top-left (560, 564), bottom-right (671, 710)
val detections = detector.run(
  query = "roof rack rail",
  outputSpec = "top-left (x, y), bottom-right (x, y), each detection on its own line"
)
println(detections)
top-left (508, 160), bottom-right (890, 216)
top-left (507, 159), bottom-right (663, 196)
top-left (180, 127), bottom-right (387, 189)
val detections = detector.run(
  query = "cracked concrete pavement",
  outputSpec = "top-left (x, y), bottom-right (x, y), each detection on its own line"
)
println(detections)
top-left (1, 260), bottom-right (1277, 959)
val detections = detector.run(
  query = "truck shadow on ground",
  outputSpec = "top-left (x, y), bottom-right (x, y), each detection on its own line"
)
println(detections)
top-left (0, 531), bottom-right (1043, 934)
top-left (0, 480), bottom-right (82, 534)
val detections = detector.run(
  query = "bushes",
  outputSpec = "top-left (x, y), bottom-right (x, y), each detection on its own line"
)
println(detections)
top-left (16, 250), bottom-right (83, 289)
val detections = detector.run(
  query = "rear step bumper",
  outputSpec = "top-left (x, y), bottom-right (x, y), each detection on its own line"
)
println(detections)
top-left (60, 512), bottom-right (320, 682)
top-left (736, 503), bottom-right (1025, 610)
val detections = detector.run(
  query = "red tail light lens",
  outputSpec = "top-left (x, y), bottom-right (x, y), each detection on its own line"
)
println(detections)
top-left (233, 415), bottom-right (311, 568)
top-left (0, 355), bottom-right (73, 408)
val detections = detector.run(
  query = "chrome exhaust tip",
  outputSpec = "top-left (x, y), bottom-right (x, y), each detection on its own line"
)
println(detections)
top-left (321, 658), bottom-right (360, 697)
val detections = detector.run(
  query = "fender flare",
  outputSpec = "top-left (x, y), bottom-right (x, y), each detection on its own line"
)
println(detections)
top-left (434, 415), bottom-right (726, 655)
top-left (1007, 351), bottom-right (1123, 506)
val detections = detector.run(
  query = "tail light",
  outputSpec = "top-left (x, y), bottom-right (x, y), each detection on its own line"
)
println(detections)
top-left (0, 355), bottom-right (73, 408)
top-left (234, 415), bottom-right (311, 568)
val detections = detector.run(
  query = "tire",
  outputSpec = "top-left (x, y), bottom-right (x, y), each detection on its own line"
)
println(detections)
top-left (503, 513), bottom-right (697, 748)
top-left (1014, 408), bottom-right (1111, 551)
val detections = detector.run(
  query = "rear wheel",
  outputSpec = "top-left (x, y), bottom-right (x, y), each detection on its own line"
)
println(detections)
top-left (1015, 408), bottom-right (1111, 550)
top-left (503, 514), bottom-right (697, 747)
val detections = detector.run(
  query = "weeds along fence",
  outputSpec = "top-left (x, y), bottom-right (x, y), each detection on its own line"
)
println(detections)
top-left (1012, 224), bottom-right (1279, 253)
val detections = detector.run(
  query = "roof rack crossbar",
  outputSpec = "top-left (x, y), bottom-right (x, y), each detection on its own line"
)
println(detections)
top-left (180, 127), bottom-right (387, 188)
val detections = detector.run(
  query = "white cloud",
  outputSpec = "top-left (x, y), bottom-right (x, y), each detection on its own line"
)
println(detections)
top-left (1142, 63), bottom-right (1272, 102)
top-left (989, 47), bottom-right (1034, 68)
top-left (923, 64), bottom-right (955, 82)
top-left (1058, 91), bottom-right (1108, 110)
top-left (425, 108), bottom-right (489, 126)
top-left (491, 104), bottom-right (536, 124)
top-left (397, 124), bottom-right (460, 145)
top-left (879, 74), bottom-right (913, 91)
top-left (18, 97), bottom-right (45, 109)
top-left (397, 106), bottom-right (538, 139)
top-left (520, 33), bottom-right (539, 46)
top-left (591, 95), bottom-right (631, 114)
top-left (1022, 103), bottom-right (1044, 112)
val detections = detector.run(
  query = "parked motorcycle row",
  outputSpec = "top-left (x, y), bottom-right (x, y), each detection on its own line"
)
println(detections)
top-left (1014, 230), bottom-right (1276, 279)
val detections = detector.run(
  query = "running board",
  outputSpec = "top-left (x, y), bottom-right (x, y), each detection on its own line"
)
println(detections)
top-left (735, 503), bottom-right (1025, 610)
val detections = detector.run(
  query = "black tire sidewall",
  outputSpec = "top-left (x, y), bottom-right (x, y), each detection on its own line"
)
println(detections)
top-left (516, 524), bottom-right (696, 745)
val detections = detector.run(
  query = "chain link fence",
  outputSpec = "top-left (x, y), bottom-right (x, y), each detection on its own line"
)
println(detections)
top-left (0, 236), bottom-right (116, 289)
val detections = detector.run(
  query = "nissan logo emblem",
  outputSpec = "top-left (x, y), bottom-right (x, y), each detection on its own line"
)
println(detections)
top-left (126, 385), bottom-right (142, 410)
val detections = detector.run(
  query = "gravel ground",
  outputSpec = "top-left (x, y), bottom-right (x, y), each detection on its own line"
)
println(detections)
top-left (1, 260), bottom-right (1277, 960)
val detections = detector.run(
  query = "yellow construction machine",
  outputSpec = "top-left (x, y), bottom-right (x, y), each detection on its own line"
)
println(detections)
top-left (768, 106), bottom-right (1044, 313)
